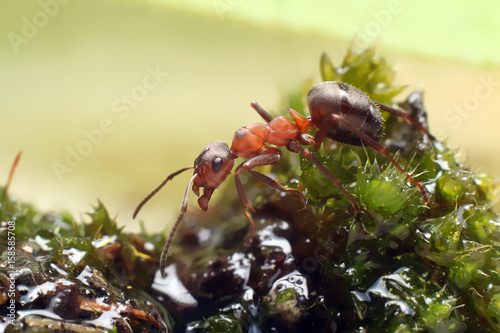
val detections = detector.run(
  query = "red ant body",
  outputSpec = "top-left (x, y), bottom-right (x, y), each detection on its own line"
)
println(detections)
top-left (134, 81), bottom-right (435, 277)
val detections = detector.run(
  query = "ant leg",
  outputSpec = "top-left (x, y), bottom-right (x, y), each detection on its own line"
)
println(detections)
top-left (313, 119), bottom-right (331, 148)
top-left (234, 174), bottom-right (256, 234)
top-left (251, 101), bottom-right (274, 123)
top-left (319, 113), bottom-right (429, 203)
top-left (375, 102), bottom-right (436, 141)
top-left (287, 141), bottom-right (360, 214)
top-left (312, 119), bottom-right (332, 151)
top-left (235, 149), bottom-right (303, 233)
top-left (246, 169), bottom-right (306, 206)
top-left (159, 173), bottom-right (197, 278)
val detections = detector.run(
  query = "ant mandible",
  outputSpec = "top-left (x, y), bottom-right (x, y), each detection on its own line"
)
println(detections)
top-left (133, 81), bottom-right (435, 277)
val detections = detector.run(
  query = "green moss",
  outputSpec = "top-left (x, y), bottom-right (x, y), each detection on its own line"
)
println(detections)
top-left (320, 48), bottom-right (407, 104)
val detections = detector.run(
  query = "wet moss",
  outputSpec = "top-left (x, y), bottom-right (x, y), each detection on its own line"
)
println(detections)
top-left (1, 192), bottom-right (172, 332)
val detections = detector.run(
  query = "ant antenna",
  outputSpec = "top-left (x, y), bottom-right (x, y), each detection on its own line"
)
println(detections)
top-left (132, 165), bottom-right (196, 278)
top-left (132, 166), bottom-right (194, 219)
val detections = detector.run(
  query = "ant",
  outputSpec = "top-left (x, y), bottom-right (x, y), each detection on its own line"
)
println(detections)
top-left (133, 81), bottom-right (435, 277)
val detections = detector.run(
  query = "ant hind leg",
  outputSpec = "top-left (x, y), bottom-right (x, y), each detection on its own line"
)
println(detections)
top-left (375, 102), bottom-right (436, 141)
top-left (319, 113), bottom-right (430, 203)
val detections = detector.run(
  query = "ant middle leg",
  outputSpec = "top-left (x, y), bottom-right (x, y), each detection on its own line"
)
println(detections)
top-left (246, 169), bottom-right (306, 206)
top-left (315, 114), bottom-right (429, 203)
top-left (234, 149), bottom-right (305, 233)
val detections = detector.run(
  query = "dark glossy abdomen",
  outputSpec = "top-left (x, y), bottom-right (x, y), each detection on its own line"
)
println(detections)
top-left (307, 81), bottom-right (383, 146)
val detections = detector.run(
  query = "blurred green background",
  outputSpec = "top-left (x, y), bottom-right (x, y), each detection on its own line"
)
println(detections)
top-left (1, 0), bottom-right (499, 232)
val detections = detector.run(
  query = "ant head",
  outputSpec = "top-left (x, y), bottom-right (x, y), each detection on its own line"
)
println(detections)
top-left (193, 141), bottom-right (235, 211)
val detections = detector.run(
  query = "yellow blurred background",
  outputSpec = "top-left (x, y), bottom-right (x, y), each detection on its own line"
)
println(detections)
top-left (1, 0), bottom-right (499, 232)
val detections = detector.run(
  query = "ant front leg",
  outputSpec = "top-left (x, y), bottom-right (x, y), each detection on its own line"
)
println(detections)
top-left (375, 102), bottom-right (436, 141)
top-left (317, 113), bottom-right (429, 203)
top-left (234, 148), bottom-right (305, 234)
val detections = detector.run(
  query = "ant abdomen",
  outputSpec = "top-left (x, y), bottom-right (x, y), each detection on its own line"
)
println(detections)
top-left (307, 81), bottom-right (384, 146)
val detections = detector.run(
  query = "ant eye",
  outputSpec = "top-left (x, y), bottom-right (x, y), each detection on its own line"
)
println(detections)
top-left (212, 157), bottom-right (223, 172)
